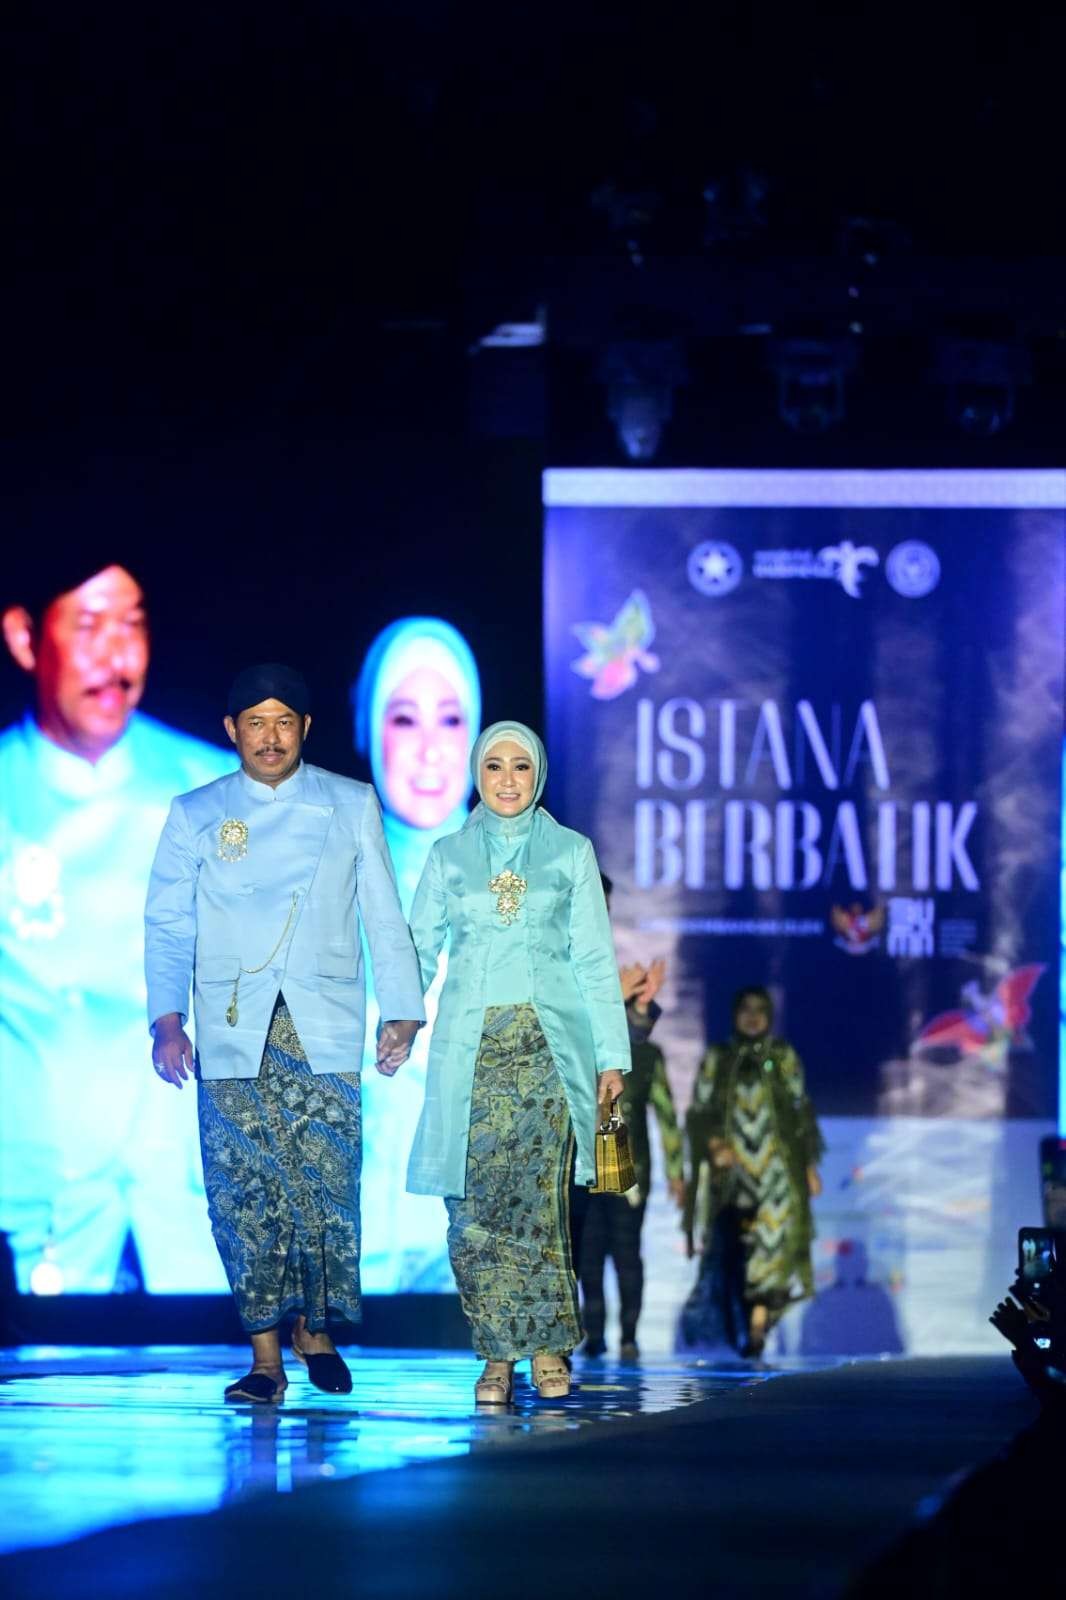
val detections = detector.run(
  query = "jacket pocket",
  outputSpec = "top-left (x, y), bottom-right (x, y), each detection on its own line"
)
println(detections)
top-left (196, 954), bottom-right (241, 982)
top-left (316, 950), bottom-right (357, 979)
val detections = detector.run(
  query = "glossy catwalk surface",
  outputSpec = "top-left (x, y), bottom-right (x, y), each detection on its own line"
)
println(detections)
top-left (0, 1349), bottom-right (1039, 1597)
top-left (0, 1345), bottom-right (782, 1554)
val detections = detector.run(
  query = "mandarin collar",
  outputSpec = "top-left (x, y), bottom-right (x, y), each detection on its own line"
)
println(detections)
top-left (477, 798), bottom-right (537, 842)
top-left (238, 762), bottom-right (308, 803)
top-left (23, 712), bottom-right (135, 798)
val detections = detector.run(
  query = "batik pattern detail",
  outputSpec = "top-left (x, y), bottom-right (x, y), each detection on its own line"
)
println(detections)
top-left (446, 1003), bottom-right (582, 1360)
top-left (198, 998), bottom-right (362, 1332)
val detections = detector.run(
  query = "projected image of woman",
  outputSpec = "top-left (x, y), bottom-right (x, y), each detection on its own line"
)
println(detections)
top-left (352, 618), bottom-right (481, 1289)
top-left (406, 722), bottom-right (630, 1403)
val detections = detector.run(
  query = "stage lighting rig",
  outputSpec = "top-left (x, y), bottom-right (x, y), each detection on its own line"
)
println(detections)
top-left (701, 168), bottom-right (769, 245)
top-left (932, 337), bottom-right (1032, 438)
top-left (600, 337), bottom-right (687, 462)
top-left (770, 337), bottom-right (858, 434)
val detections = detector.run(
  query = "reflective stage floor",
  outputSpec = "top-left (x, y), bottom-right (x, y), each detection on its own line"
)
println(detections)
top-left (0, 1348), bottom-right (1042, 1597)
top-left (0, 1345), bottom-right (784, 1553)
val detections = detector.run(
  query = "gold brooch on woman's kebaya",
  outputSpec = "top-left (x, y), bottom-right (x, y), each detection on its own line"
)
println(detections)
top-left (489, 869), bottom-right (527, 924)
top-left (217, 818), bottom-right (249, 862)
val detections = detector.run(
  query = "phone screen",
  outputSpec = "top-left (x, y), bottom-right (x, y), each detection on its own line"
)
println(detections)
top-left (1018, 1227), bottom-right (1056, 1287)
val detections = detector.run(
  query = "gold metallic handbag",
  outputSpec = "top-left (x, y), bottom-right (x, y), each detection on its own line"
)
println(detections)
top-left (589, 1102), bottom-right (637, 1194)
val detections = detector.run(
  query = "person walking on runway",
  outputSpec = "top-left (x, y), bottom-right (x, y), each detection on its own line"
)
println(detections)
top-left (145, 663), bottom-right (424, 1402)
top-left (683, 986), bottom-right (823, 1358)
top-left (578, 941), bottom-right (685, 1360)
top-left (406, 721), bottom-right (630, 1404)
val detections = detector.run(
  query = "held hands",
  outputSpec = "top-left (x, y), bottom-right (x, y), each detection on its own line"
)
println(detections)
top-left (597, 1069), bottom-right (625, 1120)
top-left (152, 1013), bottom-right (195, 1089)
top-left (376, 1019), bottom-right (420, 1076)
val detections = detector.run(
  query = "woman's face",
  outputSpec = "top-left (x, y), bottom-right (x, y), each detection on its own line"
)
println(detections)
top-left (480, 739), bottom-right (536, 817)
top-left (381, 664), bottom-right (471, 827)
top-left (734, 996), bottom-right (771, 1038)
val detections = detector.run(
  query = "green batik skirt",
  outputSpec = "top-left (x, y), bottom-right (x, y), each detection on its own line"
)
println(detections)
top-left (198, 998), bottom-right (362, 1333)
top-left (445, 1003), bottom-right (582, 1361)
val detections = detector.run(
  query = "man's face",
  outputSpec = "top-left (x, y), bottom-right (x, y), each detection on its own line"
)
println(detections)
top-left (224, 699), bottom-right (310, 787)
top-left (2, 565), bottom-right (149, 763)
top-left (734, 996), bottom-right (771, 1038)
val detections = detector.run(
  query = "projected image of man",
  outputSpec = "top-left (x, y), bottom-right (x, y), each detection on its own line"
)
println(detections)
top-left (0, 557), bottom-right (234, 1294)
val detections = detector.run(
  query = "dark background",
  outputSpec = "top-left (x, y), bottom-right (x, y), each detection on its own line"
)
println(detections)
top-left (3, 1), bottom-right (1064, 779)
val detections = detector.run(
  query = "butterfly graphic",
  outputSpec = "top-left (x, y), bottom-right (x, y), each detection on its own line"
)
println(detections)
top-left (571, 589), bottom-right (661, 700)
top-left (911, 963), bottom-right (1045, 1067)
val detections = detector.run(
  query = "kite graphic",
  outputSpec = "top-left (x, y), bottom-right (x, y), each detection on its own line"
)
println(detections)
top-left (571, 589), bottom-right (661, 700)
top-left (911, 963), bottom-right (1046, 1068)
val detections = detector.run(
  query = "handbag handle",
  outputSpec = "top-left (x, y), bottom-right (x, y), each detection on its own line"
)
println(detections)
top-left (597, 1099), bottom-right (624, 1133)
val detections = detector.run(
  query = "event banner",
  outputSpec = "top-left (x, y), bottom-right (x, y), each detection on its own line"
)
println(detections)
top-left (544, 469), bottom-right (1064, 1353)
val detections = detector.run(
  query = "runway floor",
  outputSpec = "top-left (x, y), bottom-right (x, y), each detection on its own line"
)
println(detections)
top-left (0, 1346), bottom-right (1042, 1597)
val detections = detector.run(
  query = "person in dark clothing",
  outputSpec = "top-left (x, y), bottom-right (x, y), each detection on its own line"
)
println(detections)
top-left (577, 874), bottom-right (685, 1360)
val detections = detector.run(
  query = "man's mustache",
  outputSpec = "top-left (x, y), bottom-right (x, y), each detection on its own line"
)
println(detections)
top-left (85, 678), bottom-right (133, 693)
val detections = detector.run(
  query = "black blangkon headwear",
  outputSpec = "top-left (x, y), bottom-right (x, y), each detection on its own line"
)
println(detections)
top-left (226, 663), bottom-right (311, 720)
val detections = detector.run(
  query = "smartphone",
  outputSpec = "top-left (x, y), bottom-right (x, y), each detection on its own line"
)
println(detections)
top-left (1018, 1227), bottom-right (1056, 1290)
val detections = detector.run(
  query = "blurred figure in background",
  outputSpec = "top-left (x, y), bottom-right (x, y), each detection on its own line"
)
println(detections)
top-left (351, 616), bottom-right (481, 1288)
top-left (0, 555), bottom-right (233, 1294)
top-left (683, 986), bottom-right (823, 1357)
top-left (577, 931), bottom-right (684, 1360)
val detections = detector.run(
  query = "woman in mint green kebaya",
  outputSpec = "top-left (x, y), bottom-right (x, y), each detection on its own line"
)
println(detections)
top-left (406, 721), bottom-right (630, 1404)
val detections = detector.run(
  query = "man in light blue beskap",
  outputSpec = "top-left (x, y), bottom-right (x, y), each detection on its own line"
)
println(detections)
top-left (145, 663), bottom-right (424, 1403)
top-left (0, 558), bottom-right (234, 1297)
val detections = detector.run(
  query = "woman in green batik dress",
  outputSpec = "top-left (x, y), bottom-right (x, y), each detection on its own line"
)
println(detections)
top-left (684, 987), bottom-right (824, 1357)
top-left (406, 721), bottom-right (630, 1404)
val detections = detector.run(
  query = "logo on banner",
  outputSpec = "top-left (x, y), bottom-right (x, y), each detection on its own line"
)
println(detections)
top-left (910, 963), bottom-right (1045, 1066)
top-left (751, 542), bottom-right (879, 598)
top-left (817, 541), bottom-right (880, 598)
top-left (571, 589), bottom-right (660, 700)
top-left (687, 541), bottom-right (743, 597)
top-left (831, 902), bottom-right (885, 955)
top-left (886, 541), bottom-right (941, 598)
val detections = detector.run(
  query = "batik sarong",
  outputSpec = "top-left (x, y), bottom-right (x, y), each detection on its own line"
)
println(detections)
top-left (445, 1003), bottom-right (582, 1360)
top-left (198, 997), bottom-right (361, 1332)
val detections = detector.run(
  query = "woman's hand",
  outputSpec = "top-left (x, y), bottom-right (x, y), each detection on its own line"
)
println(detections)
top-left (633, 957), bottom-right (666, 1012)
top-left (597, 1069), bottom-right (625, 1116)
top-left (619, 963), bottom-right (646, 1003)
top-left (807, 1166), bottom-right (823, 1197)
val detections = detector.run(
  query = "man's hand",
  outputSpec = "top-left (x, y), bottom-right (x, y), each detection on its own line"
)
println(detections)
top-left (619, 963), bottom-right (646, 1003)
top-left (376, 1019), bottom-right (420, 1076)
top-left (152, 1013), bottom-right (194, 1090)
top-left (596, 1069), bottom-right (625, 1119)
top-left (668, 1176), bottom-right (686, 1207)
top-left (634, 957), bottom-right (666, 1012)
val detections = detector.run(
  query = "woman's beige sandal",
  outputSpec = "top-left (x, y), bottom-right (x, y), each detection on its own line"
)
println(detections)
top-left (474, 1360), bottom-right (514, 1405)
top-left (531, 1353), bottom-right (571, 1400)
